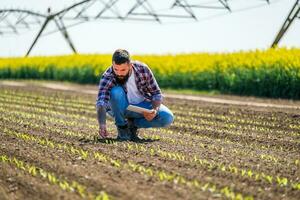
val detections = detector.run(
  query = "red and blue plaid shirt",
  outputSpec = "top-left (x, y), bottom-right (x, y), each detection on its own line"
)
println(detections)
top-left (96, 60), bottom-right (163, 109)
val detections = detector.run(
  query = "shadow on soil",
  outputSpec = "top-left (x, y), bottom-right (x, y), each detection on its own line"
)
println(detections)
top-left (79, 137), bottom-right (159, 145)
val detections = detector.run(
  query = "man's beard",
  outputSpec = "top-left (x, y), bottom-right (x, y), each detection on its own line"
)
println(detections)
top-left (115, 72), bottom-right (130, 85)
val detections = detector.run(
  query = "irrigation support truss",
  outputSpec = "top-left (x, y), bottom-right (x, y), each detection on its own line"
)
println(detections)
top-left (271, 0), bottom-right (300, 48)
top-left (0, 0), bottom-right (291, 57)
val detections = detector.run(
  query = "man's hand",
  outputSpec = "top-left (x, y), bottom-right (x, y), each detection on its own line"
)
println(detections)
top-left (99, 124), bottom-right (109, 138)
top-left (143, 109), bottom-right (157, 121)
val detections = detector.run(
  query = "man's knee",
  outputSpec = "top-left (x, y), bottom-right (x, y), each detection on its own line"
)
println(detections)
top-left (159, 111), bottom-right (174, 127)
top-left (110, 86), bottom-right (125, 100)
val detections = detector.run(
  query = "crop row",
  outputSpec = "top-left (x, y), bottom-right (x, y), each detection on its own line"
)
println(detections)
top-left (1, 111), bottom-right (299, 192)
top-left (2, 94), bottom-right (299, 143)
top-left (1, 89), bottom-right (299, 127)
top-left (0, 153), bottom-right (110, 200)
top-left (1, 95), bottom-right (298, 151)
top-left (0, 126), bottom-right (253, 200)
top-left (2, 92), bottom-right (299, 140)
top-left (0, 100), bottom-right (298, 165)
top-left (1, 100), bottom-right (297, 164)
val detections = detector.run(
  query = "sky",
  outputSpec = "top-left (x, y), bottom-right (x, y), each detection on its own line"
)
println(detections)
top-left (0, 0), bottom-right (299, 57)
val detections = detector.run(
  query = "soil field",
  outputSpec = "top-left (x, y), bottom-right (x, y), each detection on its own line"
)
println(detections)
top-left (0, 83), bottom-right (299, 200)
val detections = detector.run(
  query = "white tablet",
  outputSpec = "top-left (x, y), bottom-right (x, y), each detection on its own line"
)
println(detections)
top-left (126, 105), bottom-right (153, 114)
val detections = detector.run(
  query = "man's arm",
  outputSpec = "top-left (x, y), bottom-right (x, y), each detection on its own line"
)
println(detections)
top-left (145, 65), bottom-right (163, 110)
top-left (96, 87), bottom-right (110, 128)
top-left (96, 68), bottom-right (114, 121)
top-left (96, 106), bottom-right (109, 138)
top-left (152, 100), bottom-right (161, 111)
top-left (143, 64), bottom-right (163, 120)
top-left (96, 106), bottom-right (107, 126)
top-left (95, 68), bottom-right (114, 137)
top-left (143, 100), bottom-right (161, 121)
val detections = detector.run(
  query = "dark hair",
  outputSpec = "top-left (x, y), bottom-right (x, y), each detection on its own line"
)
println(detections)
top-left (112, 49), bottom-right (130, 64)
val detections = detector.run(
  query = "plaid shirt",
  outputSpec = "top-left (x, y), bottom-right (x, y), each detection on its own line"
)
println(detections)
top-left (96, 60), bottom-right (163, 109)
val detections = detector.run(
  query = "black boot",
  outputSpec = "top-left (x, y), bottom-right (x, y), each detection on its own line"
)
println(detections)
top-left (128, 118), bottom-right (142, 141)
top-left (116, 124), bottom-right (131, 141)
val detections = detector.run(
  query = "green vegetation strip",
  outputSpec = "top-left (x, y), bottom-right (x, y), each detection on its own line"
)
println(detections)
top-left (1, 48), bottom-right (300, 98)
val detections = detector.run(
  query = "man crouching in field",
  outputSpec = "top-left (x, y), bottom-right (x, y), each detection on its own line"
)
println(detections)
top-left (96, 49), bottom-right (174, 141)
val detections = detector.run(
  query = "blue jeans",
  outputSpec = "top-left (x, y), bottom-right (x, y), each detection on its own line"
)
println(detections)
top-left (108, 86), bottom-right (174, 128)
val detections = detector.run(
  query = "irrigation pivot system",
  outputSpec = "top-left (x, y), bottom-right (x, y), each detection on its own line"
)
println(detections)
top-left (0, 0), bottom-right (298, 56)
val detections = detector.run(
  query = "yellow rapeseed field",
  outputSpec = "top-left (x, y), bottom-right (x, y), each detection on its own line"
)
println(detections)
top-left (0, 47), bottom-right (299, 98)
